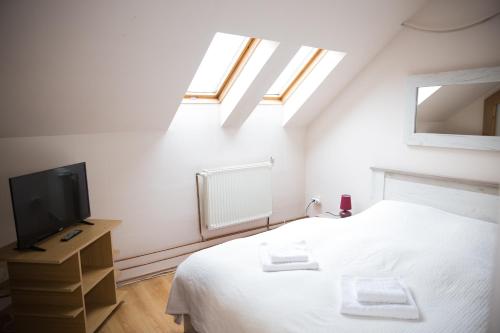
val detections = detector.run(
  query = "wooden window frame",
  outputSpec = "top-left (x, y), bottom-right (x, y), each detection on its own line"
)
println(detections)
top-left (263, 48), bottom-right (326, 103)
top-left (184, 38), bottom-right (260, 103)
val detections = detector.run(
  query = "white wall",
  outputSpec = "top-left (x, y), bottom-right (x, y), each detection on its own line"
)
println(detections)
top-left (0, 104), bottom-right (306, 260)
top-left (441, 84), bottom-right (500, 136)
top-left (305, 15), bottom-right (500, 215)
top-left (441, 95), bottom-right (484, 135)
top-left (491, 195), bottom-right (500, 333)
top-left (418, 96), bottom-right (485, 135)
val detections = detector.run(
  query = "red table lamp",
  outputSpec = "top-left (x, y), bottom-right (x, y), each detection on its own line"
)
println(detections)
top-left (340, 194), bottom-right (352, 218)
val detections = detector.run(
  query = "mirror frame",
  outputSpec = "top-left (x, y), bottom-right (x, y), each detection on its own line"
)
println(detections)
top-left (406, 66), bottom-right (500, 151)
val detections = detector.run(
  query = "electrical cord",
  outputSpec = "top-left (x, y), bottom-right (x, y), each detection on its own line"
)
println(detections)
top-left (402, 11), bottom-right (500, 33)
top-left (324, 211), bottom-right (340, 217)
top-left (305, 200), bottom-right (314, 217)
top-left (306, 199), bottom-right (340, 218)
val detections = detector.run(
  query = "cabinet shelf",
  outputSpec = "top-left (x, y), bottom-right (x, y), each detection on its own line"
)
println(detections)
top-left (85, 290), bottom-right (125, 333)
top-left (14, 304), bottom-right (84, 319)
top-left (10, 280), bottom-right (81, 293)
top-left (82, 266), bottom-right (114, 295)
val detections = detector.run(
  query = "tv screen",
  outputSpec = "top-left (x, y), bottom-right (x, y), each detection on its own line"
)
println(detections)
top-left (9, 162), bottom-right (91, 249)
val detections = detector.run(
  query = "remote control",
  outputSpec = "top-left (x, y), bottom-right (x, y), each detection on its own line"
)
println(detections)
top-left (61, 229), bottom-right (82, 242)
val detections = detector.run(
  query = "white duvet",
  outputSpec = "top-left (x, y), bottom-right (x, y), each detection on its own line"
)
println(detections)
top-left (166, 200), bottom-right (497, 333)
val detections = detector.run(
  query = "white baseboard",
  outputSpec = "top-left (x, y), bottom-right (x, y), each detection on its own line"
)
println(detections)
top-left (115, 225), bottom-right (270, 284)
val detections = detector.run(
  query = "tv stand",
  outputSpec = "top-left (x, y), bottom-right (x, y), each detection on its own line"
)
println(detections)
top-left (0, 219), bottom-right (123, 333)
top-left (78, 220), bottom-right (94, 226)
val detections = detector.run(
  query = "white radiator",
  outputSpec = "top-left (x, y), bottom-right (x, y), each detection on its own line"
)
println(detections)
top-left (198, 161), bottom-right (273, 230)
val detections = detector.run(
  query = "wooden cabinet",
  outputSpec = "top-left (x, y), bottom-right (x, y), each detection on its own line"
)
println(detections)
top-left (0, 220), bottom-right (124, 333)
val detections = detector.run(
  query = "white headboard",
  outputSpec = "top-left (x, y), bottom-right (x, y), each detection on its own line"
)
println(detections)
top-left (371, 167), bottom-right (500, 223)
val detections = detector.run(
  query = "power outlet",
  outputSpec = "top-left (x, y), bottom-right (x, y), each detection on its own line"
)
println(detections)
top-left (311, 196), bottom-right (321, 205)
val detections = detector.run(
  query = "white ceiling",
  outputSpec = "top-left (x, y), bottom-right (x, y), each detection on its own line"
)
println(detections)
top-left (0, 0), bottom-right (429, 137)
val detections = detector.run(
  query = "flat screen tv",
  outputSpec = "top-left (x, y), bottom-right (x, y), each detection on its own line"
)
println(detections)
top-left (9, 162), bottom-right (91, 250)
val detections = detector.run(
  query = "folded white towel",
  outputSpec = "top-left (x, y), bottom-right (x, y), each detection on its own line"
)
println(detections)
top-left (267, 240), bottom-right (310, 264)
top-left (260, 244), bottom-right (319, 272)
top-left (340, 276), bottom-right (419, 320)
top-left (355, 277), bottom-right (407, 304)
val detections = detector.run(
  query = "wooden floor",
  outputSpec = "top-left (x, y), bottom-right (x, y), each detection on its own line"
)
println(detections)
top-left (99, 272), bottom-right (183, 333)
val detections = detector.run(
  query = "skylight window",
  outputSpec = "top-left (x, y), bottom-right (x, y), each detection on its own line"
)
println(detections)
top-left (282, 49), bottom-right (346, 125)
top-left (263, 46), bottom-right (325, 102)
top-left (185, 33), bottom-right (257, 101)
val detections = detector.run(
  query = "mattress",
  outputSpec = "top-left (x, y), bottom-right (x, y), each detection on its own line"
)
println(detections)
top-left (166, 200), bottom-right (497, 333)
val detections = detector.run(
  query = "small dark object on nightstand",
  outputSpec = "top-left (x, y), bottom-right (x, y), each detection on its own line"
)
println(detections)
top-left (340, 194), bottom-right (352, 218)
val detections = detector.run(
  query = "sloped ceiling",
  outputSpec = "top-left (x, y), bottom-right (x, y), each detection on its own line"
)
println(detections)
top-left (417, 82), bottom-right (500, 122)
top-left (0, 0), bottom-right (428, 137)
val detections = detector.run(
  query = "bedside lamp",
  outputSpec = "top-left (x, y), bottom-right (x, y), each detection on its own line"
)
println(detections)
top-left (339, 194), bottom-right (352, 218)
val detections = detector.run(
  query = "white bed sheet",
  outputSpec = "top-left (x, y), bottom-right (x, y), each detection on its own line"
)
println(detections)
top-left (166, 200), bottom-right (497, 333)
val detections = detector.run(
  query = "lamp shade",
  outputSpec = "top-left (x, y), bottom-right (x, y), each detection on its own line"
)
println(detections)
top-left (340, 194), bottom-right (352, 211)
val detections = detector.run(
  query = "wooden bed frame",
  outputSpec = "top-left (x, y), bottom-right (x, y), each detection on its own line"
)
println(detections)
top-left (371, 167), bottom-right (500, 223)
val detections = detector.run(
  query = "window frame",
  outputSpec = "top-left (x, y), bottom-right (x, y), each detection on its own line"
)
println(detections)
top-left (263, 48), bottom-right (326, 103)
top-left (184, 37), bottom-right (260, 102)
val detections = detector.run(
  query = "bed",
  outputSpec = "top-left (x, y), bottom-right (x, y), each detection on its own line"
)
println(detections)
top-left (166, 169), bottom-right (500, 333)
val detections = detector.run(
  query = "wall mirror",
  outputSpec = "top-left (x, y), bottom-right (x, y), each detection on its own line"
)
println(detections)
top-left (406, 66), bottom-right (500, 151)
